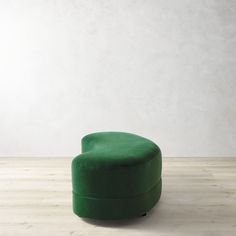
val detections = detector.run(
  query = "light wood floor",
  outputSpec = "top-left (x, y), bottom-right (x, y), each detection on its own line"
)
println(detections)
top-left (0, 157), bottom-right (235, 236)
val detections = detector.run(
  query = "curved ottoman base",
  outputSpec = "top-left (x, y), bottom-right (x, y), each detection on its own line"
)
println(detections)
top-left (73, 178), bottom-right (162, 220)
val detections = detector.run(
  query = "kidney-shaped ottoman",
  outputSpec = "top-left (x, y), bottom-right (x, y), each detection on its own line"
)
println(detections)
top-left (71, 132), bottom-right (162, 220)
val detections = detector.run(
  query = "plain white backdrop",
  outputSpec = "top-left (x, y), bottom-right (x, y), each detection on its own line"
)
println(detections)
top-left (0, 0), bottom-right (236, 157)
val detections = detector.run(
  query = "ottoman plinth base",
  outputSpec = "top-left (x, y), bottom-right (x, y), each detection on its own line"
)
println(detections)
top-left (73, 179), bottom-right (162, 220)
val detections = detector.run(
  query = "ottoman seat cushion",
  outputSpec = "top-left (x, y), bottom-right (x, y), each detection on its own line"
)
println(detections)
top-left (72, 132), bottom-right (162, 220)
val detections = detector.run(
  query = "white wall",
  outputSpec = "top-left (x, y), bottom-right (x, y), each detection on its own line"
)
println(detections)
top-left (0, 0), bottom-right (236, 157)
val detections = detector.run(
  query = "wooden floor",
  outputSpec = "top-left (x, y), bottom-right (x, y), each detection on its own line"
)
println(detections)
top-left (0, 157), bottom-right (236, 236)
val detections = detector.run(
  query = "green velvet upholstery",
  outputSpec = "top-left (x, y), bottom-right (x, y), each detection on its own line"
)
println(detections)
top-left (72, 132), bottom-right (162, 220)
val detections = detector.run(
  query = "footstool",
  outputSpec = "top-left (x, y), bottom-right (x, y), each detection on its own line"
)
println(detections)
top-left (71, 132), bottom-right (162, 220)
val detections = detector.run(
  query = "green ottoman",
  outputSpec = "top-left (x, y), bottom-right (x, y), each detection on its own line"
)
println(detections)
top-left (72, 132), bottom-right (162, 220)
